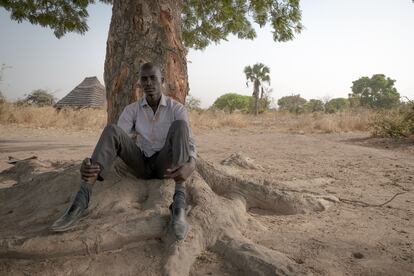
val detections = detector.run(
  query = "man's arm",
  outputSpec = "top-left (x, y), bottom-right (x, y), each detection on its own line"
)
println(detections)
top-left (117, 104), bottom-right (136, 138)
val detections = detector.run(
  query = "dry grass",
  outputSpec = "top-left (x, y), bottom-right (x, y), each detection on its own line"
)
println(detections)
top-left (0, 103), bottom-right (106, 130)
top-left (0, 103), bottom-right (374, 133)
top-left (275, 110), bottom-right (373, 133)
top-left (189, 111), bottom-right (249, 129)
top-left (189, 110), bottom-right (373, 133)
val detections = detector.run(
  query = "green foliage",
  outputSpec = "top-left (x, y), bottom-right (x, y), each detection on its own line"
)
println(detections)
top-left (277, 94), bottom-right (306, 113)
top-left (350, 74), bottom-right (400, 109)
top-left (304, 99), bottom-right (324, 113)
top-left (256, 98), bottom-right (271, 113)
top-left (244, 63), bottom-right (271, 86)
top-left (1, 1), bottom-right (302, 49)
top-left (325, 98), bottom-right (349, 113)
top-left (257, 87), bottom-right (272, 113)
top-left (185, 95), bottom-right (202, 111)
top-left (371, 101), bottom-right (414, 138)
top-left (0, 1), bottom-right (111, 38)
top-left (22, 89), bottom-right (56, 106)
top-left (212, 93), bottom-right (251, 113)
top-left (183, 0), bottom-right (302, 49)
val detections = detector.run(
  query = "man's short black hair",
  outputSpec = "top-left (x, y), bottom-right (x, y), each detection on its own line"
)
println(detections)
top-left (139, 62), bottom-right (161, 75)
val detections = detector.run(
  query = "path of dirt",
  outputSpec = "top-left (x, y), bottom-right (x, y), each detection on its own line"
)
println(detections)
top-left (0, 125), bottom-right (413, 275)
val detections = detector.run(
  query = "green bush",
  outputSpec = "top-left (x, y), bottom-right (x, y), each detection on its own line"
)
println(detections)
top-left (304, 99), bottom-right (324, 113)
top-left (212, 93), bottom-right (251, 113)
top-left (325, 98), bottom-right (349, 113)
top-left (22, 89), bottom-right (56, 106)
top-left (371, 101), bottom-right (414, 137)
top-left (277, 95), bottom-right (307, 113)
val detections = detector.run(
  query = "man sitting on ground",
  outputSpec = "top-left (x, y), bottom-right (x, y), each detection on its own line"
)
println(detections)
top-left (50, 62), bottom-right (197, 240)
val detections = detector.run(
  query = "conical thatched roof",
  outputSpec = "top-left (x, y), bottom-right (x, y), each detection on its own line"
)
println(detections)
top-left (55, 76), bottom-right (106, 108)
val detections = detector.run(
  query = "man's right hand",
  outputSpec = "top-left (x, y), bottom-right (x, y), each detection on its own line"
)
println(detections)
top-left (80, 158), bottom-right (101, 184)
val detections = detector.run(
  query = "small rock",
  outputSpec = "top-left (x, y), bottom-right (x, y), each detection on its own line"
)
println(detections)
top-left (352, 252), bottom-right (364, 259)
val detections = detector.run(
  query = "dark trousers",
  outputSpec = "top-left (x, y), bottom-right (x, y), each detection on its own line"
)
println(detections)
top-left (91, 120), bottom-right (191, 181)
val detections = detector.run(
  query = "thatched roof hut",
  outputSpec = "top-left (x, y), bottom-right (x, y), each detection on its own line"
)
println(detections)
top-left (55, 76), bottom-right (106, 108)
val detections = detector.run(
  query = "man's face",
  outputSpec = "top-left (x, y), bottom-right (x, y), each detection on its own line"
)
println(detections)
top-left (139, 66), bottom-right (163, 97)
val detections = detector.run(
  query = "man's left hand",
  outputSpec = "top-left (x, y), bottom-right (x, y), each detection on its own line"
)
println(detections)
top-left (165, 158), bottom-right (196, 182)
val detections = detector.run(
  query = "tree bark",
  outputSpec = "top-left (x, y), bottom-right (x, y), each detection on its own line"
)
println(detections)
top-left (104, 0), bottom-right (189, 124)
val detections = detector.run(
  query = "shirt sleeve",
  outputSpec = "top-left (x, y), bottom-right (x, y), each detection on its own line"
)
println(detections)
top-left (117, 104), bottom-right (136, 138)
top-left (175, 105), bottom-right (197, 160)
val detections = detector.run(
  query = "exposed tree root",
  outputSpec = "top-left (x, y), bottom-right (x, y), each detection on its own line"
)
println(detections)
top-left (0, 157), bottom-right (336, 275)
top-left (213, 234), bottom-right (297, 276)
top-left (339, 192), bottom-right (407, 208)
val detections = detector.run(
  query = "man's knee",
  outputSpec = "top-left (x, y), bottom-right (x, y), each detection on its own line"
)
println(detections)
top-left (170, 120), bottom-right (188, 132)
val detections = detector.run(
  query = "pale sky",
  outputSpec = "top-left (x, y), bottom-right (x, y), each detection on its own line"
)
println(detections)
top-left (0, 0), bottom-right (413, 108)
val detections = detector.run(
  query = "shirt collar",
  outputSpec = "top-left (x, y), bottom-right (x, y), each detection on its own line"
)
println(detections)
top-left (140, 93), bottom-right (167, 107)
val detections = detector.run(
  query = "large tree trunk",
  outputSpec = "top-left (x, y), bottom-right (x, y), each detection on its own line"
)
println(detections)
top-left (104, 0), bottom-right (189, 124)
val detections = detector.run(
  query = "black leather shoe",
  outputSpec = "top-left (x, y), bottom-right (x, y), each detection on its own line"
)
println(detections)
top-left (169, 204), bottom-right (189, 241)
top-left (49, 183), bottom-right (91, 232)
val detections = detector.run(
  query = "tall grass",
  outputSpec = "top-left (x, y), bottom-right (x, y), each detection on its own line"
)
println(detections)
top-left (189, 110), bottom-right (373, 133)
top-left (0, 103), bottom-right (106, 130)
top-left (0, 102), bottom-right (375, 133)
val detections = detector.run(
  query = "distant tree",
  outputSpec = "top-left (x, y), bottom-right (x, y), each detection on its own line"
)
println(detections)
top-left (0, 91), bottom-right (5, 104)
top-left (277, 94), bottom-right (307, 113)
top-left (244, 63), bottom-right (271, 116)
top-left (23, 89), bottom-right (56, 106)
top-left (0, 63), bottom-right (11, 102)
top-left (185, 95), bottom-right (202, 111)
top-left (212, 93), bottom-right (251, 113)
top-left (325, 98), bottom-right (349, 113)
top-left (304, 99), bottom-right (324, 113)
top-left (350, 74), bottom-right (400, 109)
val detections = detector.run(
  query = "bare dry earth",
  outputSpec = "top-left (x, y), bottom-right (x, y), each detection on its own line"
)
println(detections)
top-left (0, 125), bottom-right (413, 276)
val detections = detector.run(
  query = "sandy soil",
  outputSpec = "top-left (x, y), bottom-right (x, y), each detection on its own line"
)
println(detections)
top-left (0, 124), bottom-right (413, 276)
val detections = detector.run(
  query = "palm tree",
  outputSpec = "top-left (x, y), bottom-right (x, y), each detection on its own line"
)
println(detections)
top-left (244, 63), bottom-right (271, 115)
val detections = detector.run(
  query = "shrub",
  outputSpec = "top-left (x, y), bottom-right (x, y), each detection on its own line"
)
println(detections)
top-left (23, 89), bottom-right (56, 106)
top-left (325, 98), bottom-right (349, 113)
top-left (277, 94), bottom-right (307, 113)
top-left (212, 93), bottom-right (251, 113)
top-left (304, 99), bottom-right (324, 112)
top-left (371, 101), bottom-right (414, 137)
top-left (185, 95), bottom-right (202, 111)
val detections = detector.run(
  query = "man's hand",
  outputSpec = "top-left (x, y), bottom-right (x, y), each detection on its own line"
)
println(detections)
top-left (165, 158), bottom-right (196, 182)
top-left (80, 158), bottom-right (101, 184)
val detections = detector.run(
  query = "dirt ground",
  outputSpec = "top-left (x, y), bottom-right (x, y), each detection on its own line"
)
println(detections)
top-left (0, 124), bottom-right (413, 276)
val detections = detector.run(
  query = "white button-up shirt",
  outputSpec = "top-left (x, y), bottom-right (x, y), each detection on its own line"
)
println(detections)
top-left (117, 94), bottom-right (197, 159)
